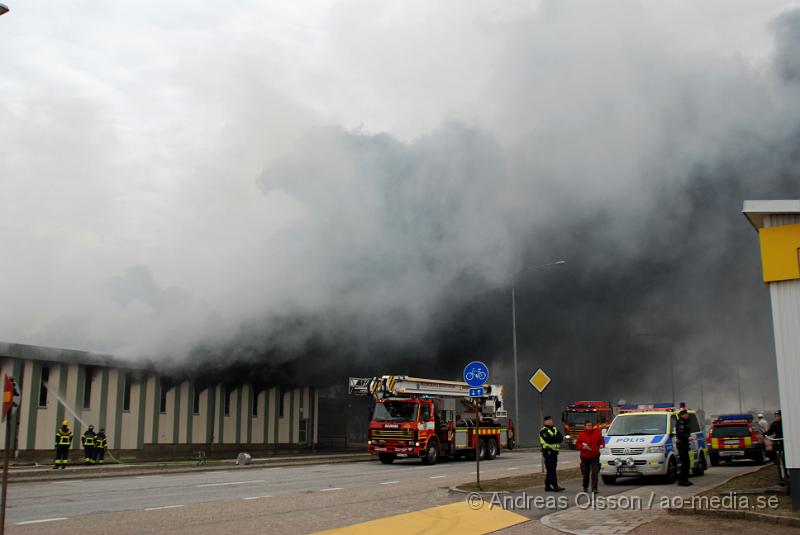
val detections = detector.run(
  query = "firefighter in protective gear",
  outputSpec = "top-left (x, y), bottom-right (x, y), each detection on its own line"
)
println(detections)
top-left (539, 415), bottom-right (565, 492)
top-left (54, 420), bottom-right (73, 469)
top-left (94, 428), bottom-right (107, 464)
top-left (82, 425), bottom-right (96, 464)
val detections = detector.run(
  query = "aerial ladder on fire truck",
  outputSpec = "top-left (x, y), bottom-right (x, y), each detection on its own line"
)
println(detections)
top-left (349, 375), bottom-right (514, 464)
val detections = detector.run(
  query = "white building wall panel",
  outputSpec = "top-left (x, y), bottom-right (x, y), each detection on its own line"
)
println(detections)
top-left (766, 213), bottom-right (800, 469)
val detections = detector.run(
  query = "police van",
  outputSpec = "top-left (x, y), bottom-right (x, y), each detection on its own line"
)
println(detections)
top-left (599, 403), bottom-right (708, 484)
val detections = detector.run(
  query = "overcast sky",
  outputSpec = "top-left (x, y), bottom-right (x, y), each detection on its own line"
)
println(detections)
top-left (2, 1), bottom-right (799, 372)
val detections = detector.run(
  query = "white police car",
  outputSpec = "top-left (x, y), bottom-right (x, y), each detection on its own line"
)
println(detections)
top-left (599, 404), bottom-right (708, 484)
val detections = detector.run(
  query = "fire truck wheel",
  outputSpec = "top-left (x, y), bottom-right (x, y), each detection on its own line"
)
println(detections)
top-left (709, 453), bottom-right (719, 467)
top-left (478, 439), bottom-right (488, 460)
top-left (486, 438), bottom-right (498, 460)
top-left (378, 453), bottom-right (396, 464)
top-left (422, 441), bottom-right (440, 465)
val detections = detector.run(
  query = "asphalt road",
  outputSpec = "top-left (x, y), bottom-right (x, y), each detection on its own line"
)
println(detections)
top-left (8, 450), bottom-right (580, 525)
top-left (6, 452), bottom-right (762, 534)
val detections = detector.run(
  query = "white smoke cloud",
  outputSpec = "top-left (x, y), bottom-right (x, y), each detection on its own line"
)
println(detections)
top-left (0, 0), bottom-right (798, 383)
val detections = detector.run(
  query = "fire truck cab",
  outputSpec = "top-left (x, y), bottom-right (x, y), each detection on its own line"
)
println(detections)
top-left (349, 376), bottom-right (513, 465)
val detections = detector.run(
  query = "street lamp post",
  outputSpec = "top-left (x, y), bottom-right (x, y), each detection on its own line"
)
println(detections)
top-left (511, 260), bottom-right (565, 447)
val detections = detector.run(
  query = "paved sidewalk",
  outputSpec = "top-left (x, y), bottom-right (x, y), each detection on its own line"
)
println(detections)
top-left (540, 466), bottom-right (761, 535)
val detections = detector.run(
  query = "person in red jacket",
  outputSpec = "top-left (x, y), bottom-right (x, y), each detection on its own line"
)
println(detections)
top-left (577, 420), bottom-right (605, 493)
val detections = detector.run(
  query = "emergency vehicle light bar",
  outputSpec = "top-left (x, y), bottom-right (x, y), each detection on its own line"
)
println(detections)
top-left (716, 413), bottom-right (754, 422)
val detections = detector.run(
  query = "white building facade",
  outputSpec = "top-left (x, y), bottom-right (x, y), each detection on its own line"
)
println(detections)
top-left (0, 342), bottom-right (321, 461)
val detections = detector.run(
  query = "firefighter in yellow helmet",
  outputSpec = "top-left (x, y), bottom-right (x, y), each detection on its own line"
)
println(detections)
top-left (54, 419), bottom-right (72, 469)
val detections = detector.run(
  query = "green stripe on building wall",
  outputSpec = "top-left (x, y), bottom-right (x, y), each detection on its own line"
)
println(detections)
top-left (273, 387), bottom-right (279, 445)
top-left (152, 378), bottom-right (160, 444)
top-left (24, 362), bottom-right (41, 450)
top-left (172, 385), bottom-right (180, 444)
top-left (98, 368), bottom-right (109, 430)
top-left (74, 366), bottom-right (86, 443)
top-left (114, 372), bottom-right (124, 450)
top-left (245, 386), bottom-right (253, 444)
top-left (217, 385), bottom-right (224, 445)
top-left (309, 387), bottom-right (315, 446)
top-left (136, 378), bottom-right (147, 449)
top-left (288, 389), bottom-right (295, 444)
top-left (235, 387), bottom-right (242, 444)
top-left (206, 386), bottom-right (215, 444)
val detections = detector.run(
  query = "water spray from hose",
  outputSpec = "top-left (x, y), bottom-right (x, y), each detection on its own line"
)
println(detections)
top-left (43, 382), bottom-right (122, 464)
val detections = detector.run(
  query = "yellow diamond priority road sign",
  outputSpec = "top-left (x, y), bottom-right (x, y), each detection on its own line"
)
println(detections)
top-left (529, 368), bottom-right (551, 393)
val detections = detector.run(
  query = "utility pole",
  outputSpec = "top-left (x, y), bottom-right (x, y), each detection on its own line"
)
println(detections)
top-left (512, 287), bottom-right (519, 449)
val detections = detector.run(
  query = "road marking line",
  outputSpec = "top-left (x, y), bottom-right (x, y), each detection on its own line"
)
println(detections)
top-left (244, 495), bottom-right (272, 500)
top-left (506, 467), bottom-right (520, 471)
top-left (320, 487), bottom-right (343, 492)
top-left (196, 479), bottom-right (266, 487)
top-left (380, 481), bottom-right (400, 485)
top-left (15, 518), bottom-right (67, 525)
top-left (145, 505), bottom-right (184, 511)
top-left (430, 475), bottom-right (446, 479)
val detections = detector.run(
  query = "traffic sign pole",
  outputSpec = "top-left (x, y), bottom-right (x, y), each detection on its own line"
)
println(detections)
top-left (539, 392), bottom-right (544, 474)
top-left (475, 399), bottom-right (481, 491)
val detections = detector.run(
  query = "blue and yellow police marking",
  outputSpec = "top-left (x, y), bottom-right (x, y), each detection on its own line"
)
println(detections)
top-left (314, 501), bottom-right (528, 535)
top-left (759, 223), bottom-right (800, 282)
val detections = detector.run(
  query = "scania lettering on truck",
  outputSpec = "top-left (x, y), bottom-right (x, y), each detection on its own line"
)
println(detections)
top-left (348, 375), bottom-right (514, 465)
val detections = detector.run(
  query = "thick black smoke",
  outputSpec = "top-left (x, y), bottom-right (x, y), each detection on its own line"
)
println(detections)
top-left (177, 7), bottom-right (800, 445)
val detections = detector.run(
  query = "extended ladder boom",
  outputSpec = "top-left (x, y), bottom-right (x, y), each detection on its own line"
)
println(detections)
top-left (348, 375), bottom-right (507, 418)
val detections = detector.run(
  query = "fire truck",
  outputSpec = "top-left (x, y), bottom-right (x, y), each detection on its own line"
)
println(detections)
top-left (348, 375), bottom-right (514, 465)
top-left (562, 401), bottom-right (615, 449)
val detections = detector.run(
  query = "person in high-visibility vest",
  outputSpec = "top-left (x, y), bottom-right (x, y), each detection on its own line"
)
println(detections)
top-left (94, 428), bottom-right (107, 464)
top-left (54, 420), bottom-right (73, 469)
top-left (539, 415), bottom-right (565, 492)
top-left (82, 425), bottom-right (96, 464)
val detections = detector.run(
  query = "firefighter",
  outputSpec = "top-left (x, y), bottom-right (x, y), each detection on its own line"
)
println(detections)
top-left (675, 409), bottom-right (694, 487)
top-left (540, 415), bottom-right (565, 492)
top-left (53, 419), bottom-right (73, 469)
top-left (94, 428), bottom-right (107, 464)
top-left (82, 424), bottom-right (96, 464)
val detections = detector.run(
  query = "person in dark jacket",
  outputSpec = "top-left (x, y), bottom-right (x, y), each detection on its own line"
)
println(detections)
top-left (577, 420), bottom-right (605, 493)
top-left (767, 410), bottom-right (783, 466)
top-left (540, 415), bottom-right (565, 492)
top-left (675, 410), bottom-right (694, 486)
top-left (94, 428), bottom-right (107, 464)
top-left (82, 425), bottom-right (96, 464)
top-left (53, 420), bottom-right (73, 469)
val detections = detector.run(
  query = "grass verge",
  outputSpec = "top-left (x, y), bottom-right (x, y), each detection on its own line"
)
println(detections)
top-left (458, 467), bottom-right (582, 492)
top-left (699, 464), bottom-right (796, 516)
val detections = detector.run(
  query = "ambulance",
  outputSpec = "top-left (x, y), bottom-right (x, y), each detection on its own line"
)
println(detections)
top-left (599, 403), bottom-right (708, 484)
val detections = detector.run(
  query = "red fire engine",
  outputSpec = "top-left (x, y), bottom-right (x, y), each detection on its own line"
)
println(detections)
top-left (562, 401), bottom-right (615, 449)
top-left (348, 375), bottom-right (514, 465)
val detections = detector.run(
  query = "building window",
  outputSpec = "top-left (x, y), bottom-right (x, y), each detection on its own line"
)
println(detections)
top-left (38, 365), bottom-right (49, 408)
top-left (83, 367), bottom-right (94, 409)
top-left (251, 388), bottom-right (258, 417)
top-left (224, 386), bottom-right (231, 417)
top-left (278, 386), bottom-right (285, 418)
top-left (159, 380), bottom-right (169, 413)
top-left (193, 385), bottom-right (201, 415)
top-left (122, 373), bottom-right (132, 411)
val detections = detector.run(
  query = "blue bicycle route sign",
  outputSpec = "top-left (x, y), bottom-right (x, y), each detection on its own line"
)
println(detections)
top-left (463, 361), bottom-right (489, 388)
